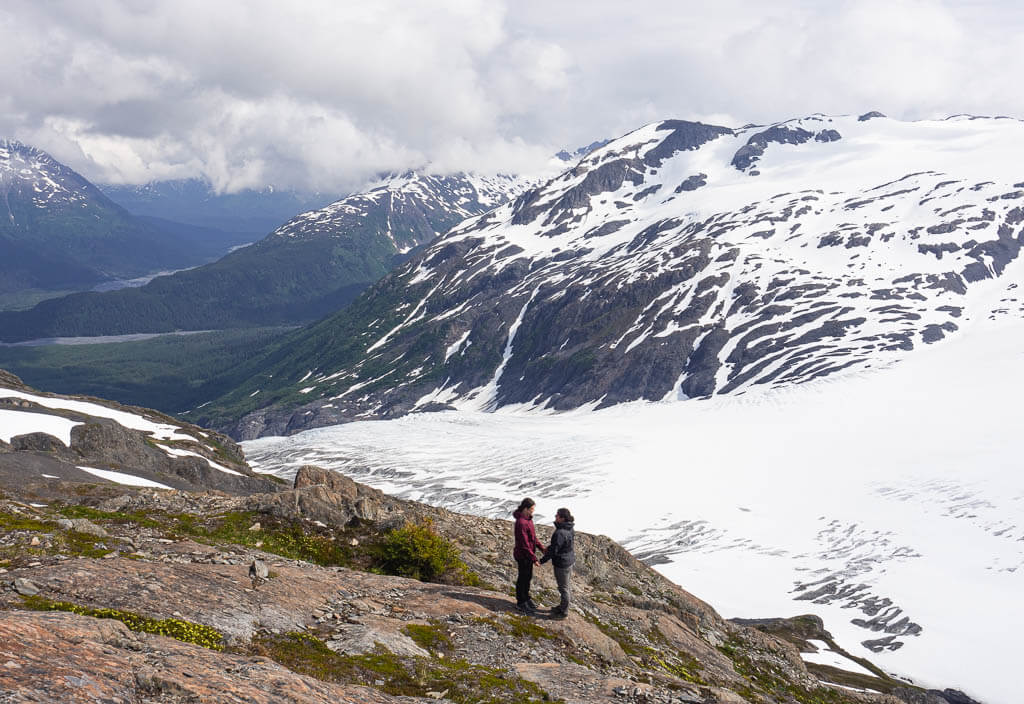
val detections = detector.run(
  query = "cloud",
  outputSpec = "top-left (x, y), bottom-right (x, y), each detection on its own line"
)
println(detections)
top-left (1, 0), bottom-right (1022, 192)
top-left (0, 0), bottom-right (566, 191)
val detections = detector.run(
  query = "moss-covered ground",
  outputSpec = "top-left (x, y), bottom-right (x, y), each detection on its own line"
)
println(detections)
top-left (20, 595), bottom-right (225, 650)
top-left (1, 502), bottom-right (486, 587)
top-left (250, 632), bottom-right (562, 704)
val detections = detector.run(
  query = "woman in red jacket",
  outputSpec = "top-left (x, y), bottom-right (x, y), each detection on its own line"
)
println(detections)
top-left (512, 497), bottom-right (543, 613)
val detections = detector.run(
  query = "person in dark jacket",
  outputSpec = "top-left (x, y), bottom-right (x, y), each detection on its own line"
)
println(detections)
top-left (539, 507), bottom-right (575, 619)
top-left (512, 497), bottom-right (544, 613)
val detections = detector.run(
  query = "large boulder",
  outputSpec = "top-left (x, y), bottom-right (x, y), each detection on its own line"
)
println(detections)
top-left (293, 464), bottom-right (359, 500)
top-left (69, 421), bottom-right (279, 496)
top-left (246, 465), bottom-right (392, 527)
top-left (10, 432), bottom-right (72, 454)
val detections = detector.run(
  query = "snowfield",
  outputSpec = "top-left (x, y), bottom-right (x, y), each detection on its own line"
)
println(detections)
top-left (244, 316), bottom-right (1024, 704)
top-left (0, 389), bottom-right (193, 442)
top-left (0, 409), bottom-right (80, 446)
top-left (76, 466), bottom-right (173, 489)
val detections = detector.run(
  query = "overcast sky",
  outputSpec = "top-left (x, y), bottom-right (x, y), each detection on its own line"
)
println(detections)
top-left (3, 0), bottom-right (1023, 193)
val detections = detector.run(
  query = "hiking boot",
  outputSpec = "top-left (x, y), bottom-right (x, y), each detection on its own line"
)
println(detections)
top-left (526, 598), bottom-right (541, 610)
top-left (515, 602), bottom-right (536, 615)
top-left (549, 609), bottom-right (568, 619)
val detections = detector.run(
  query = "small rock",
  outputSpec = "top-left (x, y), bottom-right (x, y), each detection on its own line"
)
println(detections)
top-left (29, 537), bottom-right (40, 546)
top-left (68, 519), bottom-right (109, 538)
top-left (249, 559), bottom-right (269, 589)
top-left (248, 522), bottom-right (261, 532)
top-left (102, 552), bottom-right (118, 559)
top-left (14, 578), bottom-right (39, 596)
top-left (349, 538), bottom-right (359, 546)
top-left (56, 519), bottom-right (74, 530)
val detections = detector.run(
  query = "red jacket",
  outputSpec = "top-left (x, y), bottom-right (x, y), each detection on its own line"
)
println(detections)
top-left (513, 509), bottom-right (542, 563)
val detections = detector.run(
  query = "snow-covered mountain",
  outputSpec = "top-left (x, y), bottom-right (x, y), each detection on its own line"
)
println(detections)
top-left (267, 170), bottom-right (532, 254)
top-left (203, 112), bottom-right (1024, 438)
top-left (0, 140), bottom-right (95, 212)
top-left (0, 140), bottom-right (201, 294)
top-left (0, 169), bottom-right (536, 341)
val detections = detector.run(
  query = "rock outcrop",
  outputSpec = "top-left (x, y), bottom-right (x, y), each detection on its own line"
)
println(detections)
top-left (0, 463), bottom-right (970, 704)
top-left (0, 372), bottom-right (280, 496)
top-left (0, 610), bottom-right (422, 704)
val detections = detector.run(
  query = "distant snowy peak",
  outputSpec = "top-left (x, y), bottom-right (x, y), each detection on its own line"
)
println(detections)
top-left (356, 170), bottom-right (531, 213)
top-left (269, 170), bottom-right (535, 253)
top-left (0, 139), bottom-right (206, 293)
top-left (99, 177), bottom-right (334, 235)
top-left (0, 139), bottom-right (105, 215)
top-left (554, 139), bottom-right (612, 163)
top-left (209, 113), bottom-right (1024, 437)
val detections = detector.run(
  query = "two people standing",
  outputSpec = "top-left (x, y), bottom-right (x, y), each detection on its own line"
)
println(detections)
top-left (512, 497), bottom-right (575, 619)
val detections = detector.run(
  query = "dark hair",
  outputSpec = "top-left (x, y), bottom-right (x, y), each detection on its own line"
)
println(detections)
top-left (514, 498), bottom-right (535, 515)
top-left (556, 507), bottom-right (573, 522)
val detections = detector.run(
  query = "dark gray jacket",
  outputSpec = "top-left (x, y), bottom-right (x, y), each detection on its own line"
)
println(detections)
top-left (540, 520), bottom-right (575, 569)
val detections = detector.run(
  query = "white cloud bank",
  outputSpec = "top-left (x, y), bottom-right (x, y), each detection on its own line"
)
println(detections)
top-left (1, 0), bottom-right (1022, 191)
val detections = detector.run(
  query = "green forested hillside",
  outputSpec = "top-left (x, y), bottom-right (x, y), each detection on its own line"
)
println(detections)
top-left (0, 327), bottom-right (294, 414)
top-left (0, 236), bottom-right (402, 341)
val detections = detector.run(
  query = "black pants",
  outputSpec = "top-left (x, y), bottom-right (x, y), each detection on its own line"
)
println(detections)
top-left (515, 558), bottom-right (534, 605)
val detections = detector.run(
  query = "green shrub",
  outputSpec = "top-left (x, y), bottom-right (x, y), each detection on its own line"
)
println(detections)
top-left (374, 519), bottom-right (463, 582)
